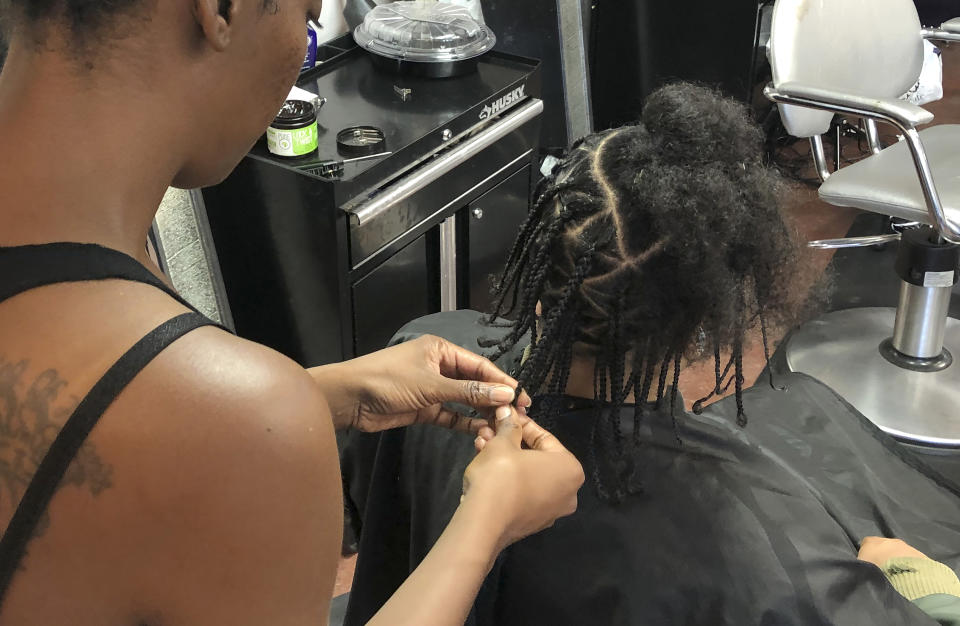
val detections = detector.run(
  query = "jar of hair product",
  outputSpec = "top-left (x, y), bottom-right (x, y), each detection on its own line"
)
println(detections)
top-left (267, 100), bottom-right (318, 158)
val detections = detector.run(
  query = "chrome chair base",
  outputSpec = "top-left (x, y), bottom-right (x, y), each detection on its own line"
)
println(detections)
top-left (785, 307), bottom-right (960, 447)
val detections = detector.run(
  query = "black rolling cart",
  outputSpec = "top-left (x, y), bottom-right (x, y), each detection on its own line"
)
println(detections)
top-left (201, 38), bottom-right (542, 367)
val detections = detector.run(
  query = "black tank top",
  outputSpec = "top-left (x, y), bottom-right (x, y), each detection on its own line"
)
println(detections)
top-left (0, 242), bottom-right (224, 609)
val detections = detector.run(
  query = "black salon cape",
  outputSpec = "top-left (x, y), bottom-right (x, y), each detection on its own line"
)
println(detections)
top-left (341, 311), bottom-right (960, 626)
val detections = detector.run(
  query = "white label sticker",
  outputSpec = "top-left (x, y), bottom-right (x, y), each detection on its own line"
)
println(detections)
top-left (924, 270), bottom-right (955, 288)
top-left (266, 123), bottom-right (318, 158)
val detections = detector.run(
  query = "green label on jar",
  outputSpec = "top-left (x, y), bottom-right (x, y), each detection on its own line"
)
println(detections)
top-left (267, 121), bottom-right (318, 157)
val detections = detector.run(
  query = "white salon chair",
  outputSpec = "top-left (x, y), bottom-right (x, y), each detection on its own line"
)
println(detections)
top-left (764, 0), bottom-right (960, 446)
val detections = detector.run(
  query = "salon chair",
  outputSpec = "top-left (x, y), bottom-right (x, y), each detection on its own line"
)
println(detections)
top-left (764, 0), bottom-right (960, 446)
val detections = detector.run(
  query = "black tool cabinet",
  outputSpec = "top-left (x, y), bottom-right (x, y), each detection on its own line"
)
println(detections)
top-left (201, 43), bottom-right (542, 367)
top-left (351, 166), bottom-right (531, 357)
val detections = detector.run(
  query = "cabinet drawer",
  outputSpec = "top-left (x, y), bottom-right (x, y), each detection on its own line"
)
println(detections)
top-left (465, 166), bottom-right (531, 314)
top-left (346, 99), bottom-right (543, 269)
top-left (352, 234), bottom-right (433, 356)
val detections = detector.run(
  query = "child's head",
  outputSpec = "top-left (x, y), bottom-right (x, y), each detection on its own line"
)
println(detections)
top-left (488, 83), bottom-right (809, 497)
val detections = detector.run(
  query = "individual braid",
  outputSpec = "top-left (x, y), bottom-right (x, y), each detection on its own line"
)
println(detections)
top-left (714, 344), bottom-right (722, 389)
top-left (734, 342), bottom-right (747, 427)
top-left (488, 181), bottom-right (571, 319)
top-left (692, 345), bottom-right (736, 414)
top-left (485, 191), bottom-right (559, 326)
top-left (593, 349), bottom-right (629, 504)
top-left (669, 353), bottom-right (683, 443)
top-left (653, 349), bottom-right (673, 411)
top-left (606, 288), bottom-right (628, 457)
top-left (759, 312), bottom-right (784, 391)
top-left (485, 212), bottom-right (581, 362)
top-left (631, 343), bottom-right (651, 446)
top-left (515, 246), bottom-right (596, 393)
top-left (588, 410), bottom-right (612, 502)
top-left (638, 341), bottom-right (658, 409)
top-left (733, 285), bottom-right (748, 426)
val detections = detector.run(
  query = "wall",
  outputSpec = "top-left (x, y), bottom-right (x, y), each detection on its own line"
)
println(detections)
top-left (317, 0), bottom-right (350, 44)
top-left (154, 188), bottom-right (226, 324)
top-left (915, 0), bottom-right (956, 25)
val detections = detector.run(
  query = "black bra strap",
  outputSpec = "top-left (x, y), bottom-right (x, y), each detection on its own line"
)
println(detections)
top-left (0, 243), bottom-right (197, 312)
top-left (0, 312), bottom-right (214, 607)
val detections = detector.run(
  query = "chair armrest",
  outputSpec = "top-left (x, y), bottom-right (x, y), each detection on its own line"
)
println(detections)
top-left (764, 81), bottom-right (934, 130)
top-left (766, 82), bottom-right (960, 242)
top-left (922, 19), bottom-right (960, 42)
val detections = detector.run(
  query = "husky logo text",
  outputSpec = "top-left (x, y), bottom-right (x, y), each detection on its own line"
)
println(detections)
top-left (479, 85), bottom-right (527, 120)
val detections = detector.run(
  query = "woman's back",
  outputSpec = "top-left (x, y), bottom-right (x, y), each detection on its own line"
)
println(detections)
top-left (0, 245), bottom-right (342, 625)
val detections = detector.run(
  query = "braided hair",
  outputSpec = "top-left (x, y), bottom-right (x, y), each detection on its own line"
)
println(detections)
top-left (485, 83), bottom-right (807, 501)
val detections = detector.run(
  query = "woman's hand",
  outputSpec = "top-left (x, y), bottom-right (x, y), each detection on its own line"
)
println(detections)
top-left (367, 406), bottom-right (582, 626)
top-left (858, 537), bottom-right (928, 567)
top-left (461, 405), bottom-right (584, 549)
top-left (309, 335), bottom-right (531, 432)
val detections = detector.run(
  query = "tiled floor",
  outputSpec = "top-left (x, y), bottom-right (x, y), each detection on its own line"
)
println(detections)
top-left (334, 41), bottom-right (960, 601)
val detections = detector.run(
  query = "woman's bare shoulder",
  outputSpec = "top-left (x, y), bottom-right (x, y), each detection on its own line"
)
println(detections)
top-left (111, 323), bottom-right (335, 470)
top-left (91, 327), bottom-right (344, 623)
top-left (0, 292), bottom-right (344, 624)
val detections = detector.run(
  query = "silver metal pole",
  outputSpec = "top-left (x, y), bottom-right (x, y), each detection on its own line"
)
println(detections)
top-left (892, 280), bottom-right (952, 359)
top-left (863, 118), bottom-right (883, 155)
top-left (439, 217), bottom-right (457, 312)
top-left (809, 135), bottom-right (831, 182)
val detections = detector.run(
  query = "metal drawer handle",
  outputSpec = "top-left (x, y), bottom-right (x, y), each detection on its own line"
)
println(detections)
top-left (472, 207), bottom-right (484, 220)
top-left (347, 98), bottom-right (544, 226)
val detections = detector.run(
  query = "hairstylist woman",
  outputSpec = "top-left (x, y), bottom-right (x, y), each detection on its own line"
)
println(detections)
top-left (0, 1), bottom-right (584, 624)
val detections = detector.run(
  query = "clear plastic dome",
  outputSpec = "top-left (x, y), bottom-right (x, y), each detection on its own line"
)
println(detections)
top-left (354, 1), bottom-right (497, 63)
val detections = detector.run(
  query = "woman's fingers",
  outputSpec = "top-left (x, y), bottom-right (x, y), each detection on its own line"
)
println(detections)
top-left (858, 536), bottom-right (928, 566)
top-left (473, 413), bottom-right (561, 455)
top-left (520, 418), bottom-right (565, 452)
top-left (493, 405), bottom-right (523, 447)
top-left (430, 337), bottom-right (532, 409)
top-left (428, 408), bottom-right (490, 436)
top-left (463, 409), bottom-right (584, 548)
top-left (434, 337), bottom-right (516, 385)
top-left (425, 377), bottom-right (518, 409)
top-left (516, 389), bottom-right (533, 410)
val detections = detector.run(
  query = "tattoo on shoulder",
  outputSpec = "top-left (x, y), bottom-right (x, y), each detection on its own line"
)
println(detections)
top-left (0, 356), bottom-right (113, 536)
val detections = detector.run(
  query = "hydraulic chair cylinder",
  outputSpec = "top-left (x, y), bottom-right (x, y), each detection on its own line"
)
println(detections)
top-left (889, 227), bottom-right (959, 362)
top-left (893, 282), bottom-right (952, 358)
